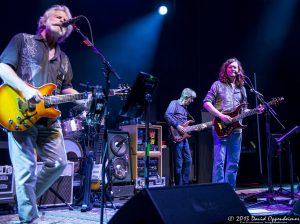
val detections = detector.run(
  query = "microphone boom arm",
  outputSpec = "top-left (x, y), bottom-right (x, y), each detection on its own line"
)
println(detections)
top-left (72, 24), bottom-right (121, 81)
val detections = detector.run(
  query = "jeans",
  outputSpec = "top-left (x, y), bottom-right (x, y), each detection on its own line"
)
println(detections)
top-left (172, 139), bottom-right (192, 185)
top-left (212, 129), bottom-right (242, 189)
top-left (8, 122), bottom-right (67, 223)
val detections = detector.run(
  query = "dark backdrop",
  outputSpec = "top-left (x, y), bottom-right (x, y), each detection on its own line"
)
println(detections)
top-left (1, 0), bottom-right (299, 185)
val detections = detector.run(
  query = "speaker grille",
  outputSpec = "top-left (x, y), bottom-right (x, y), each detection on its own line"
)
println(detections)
top-left (107, 131), bottom-right (132, 184)
top-left (37, 162), bottom-right (74, 207)
top-left (38, 176), bottom-right (73, 207)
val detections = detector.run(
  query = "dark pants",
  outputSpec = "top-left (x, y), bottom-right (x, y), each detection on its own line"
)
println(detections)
top-left (172, 139), bottom-right (192, 185)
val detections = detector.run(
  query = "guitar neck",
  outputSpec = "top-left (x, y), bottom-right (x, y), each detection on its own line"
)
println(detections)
top-left (44, 89), bottom-right (121, 105)
top-left (185, 121), bottom-right (213, 132)
top-left (44, 92), bottom-right (90, 105)
top-left (232, 108), bottom-right (258, 123)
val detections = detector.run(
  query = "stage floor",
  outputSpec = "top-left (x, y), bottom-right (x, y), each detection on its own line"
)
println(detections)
top-left (0, 185), bottom-right (299, 224)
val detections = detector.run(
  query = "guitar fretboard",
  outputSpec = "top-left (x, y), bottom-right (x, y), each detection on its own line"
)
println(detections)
top-left (184, 121), bottom-right (213, 132)
top-left (44, 92), bottom-right (89, 105)
top-left (231, 98), bottom-right (282, 123)
top-left (43, 88), bottom-right (127, 105)
top-left (232, 108), bottom-right (258, 123)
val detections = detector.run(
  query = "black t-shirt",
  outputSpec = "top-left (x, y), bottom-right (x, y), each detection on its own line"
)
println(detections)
top-left (0, 33), bottom-right (73, 90)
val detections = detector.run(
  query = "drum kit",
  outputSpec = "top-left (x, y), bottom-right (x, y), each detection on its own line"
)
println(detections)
top-left (62, 83), bottom-right (131, 172)
top-left (61, 83), bottom-right (131, 212)
top-left (62, 110), bottom-right (87, 139)
top-left (61, 107), bottom-right (100, 177)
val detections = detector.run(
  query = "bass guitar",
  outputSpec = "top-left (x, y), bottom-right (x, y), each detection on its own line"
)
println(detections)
top-left (213, 97), bottom-right (284, 138)
top-left (170, 120), bottom-right (213, 143)
top-left (0, 83), bottom-right (130, 132)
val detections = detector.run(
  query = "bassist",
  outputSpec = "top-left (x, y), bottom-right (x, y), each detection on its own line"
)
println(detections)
top-left (164, 88), bottom-right (197, 186)
top-left (203, 57), bottom-right (264, 190)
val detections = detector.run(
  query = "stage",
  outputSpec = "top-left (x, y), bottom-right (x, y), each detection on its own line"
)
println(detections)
top-left (0, 184), bottom-right (299, 224)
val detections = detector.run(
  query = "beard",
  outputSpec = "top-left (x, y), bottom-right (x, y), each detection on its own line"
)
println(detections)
top-left (45, 21), bottom-right (66, 39)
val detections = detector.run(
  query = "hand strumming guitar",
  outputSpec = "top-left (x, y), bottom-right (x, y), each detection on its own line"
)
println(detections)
top-left (219, 114), bottom-right (232, 123)
top-left (176, 124), bottom-right (185, 134)
top-left (24, 86), bottom-right (44, 104)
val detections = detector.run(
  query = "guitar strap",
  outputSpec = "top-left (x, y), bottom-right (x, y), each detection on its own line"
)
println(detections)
top-left (241, 86), bottom-right (247, 104)
top-left (36, 55), bottom-right (65, 126)
top-left (56, 54), bottom-right (65, 95)
top-left (240, 86), bottom-right (248, 111)
top-left (43, 54), bottom-right (65, 127)
top-left (186, 109), bottom-right (195, 122)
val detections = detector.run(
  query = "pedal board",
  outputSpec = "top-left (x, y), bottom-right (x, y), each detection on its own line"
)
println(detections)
top-left (135, 176), bottom-right (166, 190)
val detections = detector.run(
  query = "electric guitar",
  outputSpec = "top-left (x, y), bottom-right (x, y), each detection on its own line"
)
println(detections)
top-left (0, 83), bottom-right (130, 132)
top-left (213, 97), bottom-right (284, 138)
top-left (170, 120), bottom-right (213, 143)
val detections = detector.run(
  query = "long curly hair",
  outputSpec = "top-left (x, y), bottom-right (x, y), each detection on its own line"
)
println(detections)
top-left (37, 5), bottom-right (73, 43)
top-left (218, 57), bottom-right (245, 88)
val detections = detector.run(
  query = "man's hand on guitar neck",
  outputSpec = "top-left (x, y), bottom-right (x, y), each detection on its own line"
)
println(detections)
top-left (244, 104), bottom-right (264, 114)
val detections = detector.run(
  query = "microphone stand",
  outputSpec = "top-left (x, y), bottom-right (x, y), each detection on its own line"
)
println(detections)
top-left (72, 24), bottom-right (121, 224)
top-left (244, 79), bottom-right (285, 205)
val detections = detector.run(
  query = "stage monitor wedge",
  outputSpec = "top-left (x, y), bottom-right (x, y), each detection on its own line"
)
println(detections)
top-left (119, 72), bottom-right (159, 118)
top-left (108, 183), bottom-right (250, 224)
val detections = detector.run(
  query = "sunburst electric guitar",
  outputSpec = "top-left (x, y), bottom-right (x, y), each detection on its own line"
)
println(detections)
top-left (170, 120), bottom-right (213, 143)
top-left (0, 83), bottom-right (130, 132)
top-left (213, 97), bottom-right (284, 138)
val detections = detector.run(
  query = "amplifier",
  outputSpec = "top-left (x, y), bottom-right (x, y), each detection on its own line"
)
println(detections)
top-left (0, 165), bottom-right (14, 202)
top-left (135, 176), bottom-right (166, 190)
top-left (112, 184), bottom-right (135, 198)
top-left (37, 162), bottom-right (74, 207)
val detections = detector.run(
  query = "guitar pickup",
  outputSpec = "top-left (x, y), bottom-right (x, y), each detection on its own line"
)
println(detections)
top-left (17, 98), bottom-right (23, 111)
top-left (28, 103), bottom-right (36, 112)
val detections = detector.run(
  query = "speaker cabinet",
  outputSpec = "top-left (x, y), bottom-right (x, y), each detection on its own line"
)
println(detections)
top-left (197, 130), bottom-right (213, 183)
top-left (108, 183), bottom-right (250, 224)
top-left (37, 162), bottom-right (74, 207)
top-left (162, 145), bottom-right (171, 186)
top-left (0, 141), bottom-right (15, 203)
top-left (0, 141), bottom-right (10, 166)
top-left (107, 130), bottom-right (132, 184)
top-left (197, 110), bottom-right (214, 184)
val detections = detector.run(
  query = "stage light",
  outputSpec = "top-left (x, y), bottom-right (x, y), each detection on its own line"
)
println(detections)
top-left (158, 5), bottom-right (168, 15)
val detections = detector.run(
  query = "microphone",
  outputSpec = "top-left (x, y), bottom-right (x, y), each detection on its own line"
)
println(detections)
top-left (250, 88), bottom-right (264, 97)
top-left (115, 137), bottom-right (128, 148)
top-left (59, 15), bottom-right (83, 27)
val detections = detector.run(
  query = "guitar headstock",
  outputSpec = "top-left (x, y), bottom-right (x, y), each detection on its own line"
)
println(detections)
top-left (270, 97), bottom-right (284, 106)
top-left (113, 84), bottom-right (131, 100)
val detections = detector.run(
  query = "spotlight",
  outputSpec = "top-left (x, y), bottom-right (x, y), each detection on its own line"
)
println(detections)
top-left (158, 5), bottom-right (168, 15)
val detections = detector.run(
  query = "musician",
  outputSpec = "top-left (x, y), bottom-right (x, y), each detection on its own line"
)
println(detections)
top-left (164, 88), bottom-right (197, 185)
top-left (203, 57), bottom-right (264, 190)
top-left (0, 5), bottom-right (81, 223)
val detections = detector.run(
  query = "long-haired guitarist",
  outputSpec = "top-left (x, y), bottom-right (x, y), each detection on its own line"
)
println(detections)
top-left (0, 5), bottom-right (84, 223)
top-left (203, 57), bottom-right (264, 190)
top-left (164, 88), bottom-right (197, 186)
